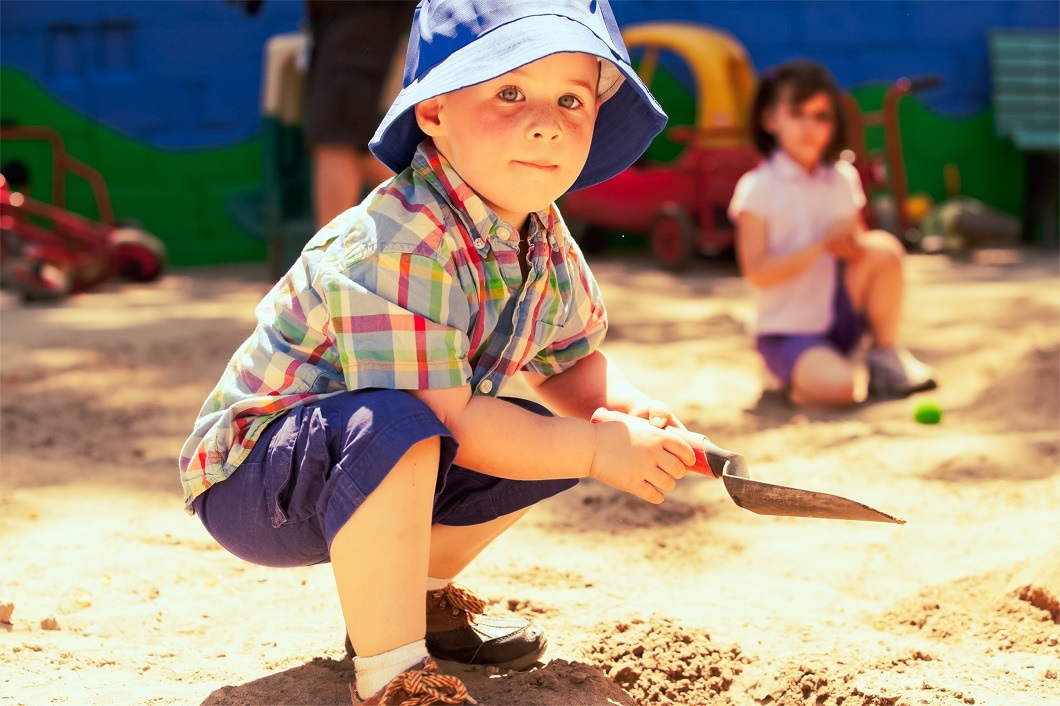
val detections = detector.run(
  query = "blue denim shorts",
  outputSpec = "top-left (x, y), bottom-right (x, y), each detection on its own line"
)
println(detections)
top-left (192, 390), bottom-right (578, 568)
top-left (755, 271), bottom-right (865, 388)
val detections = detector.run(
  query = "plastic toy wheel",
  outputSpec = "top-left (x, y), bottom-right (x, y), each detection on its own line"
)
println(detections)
top-left (109, 227), bottom-right (167, 282)
top-left (651, 205), bottom-right (697, 270)
top-left (9, 259), bottom-right (72, 301)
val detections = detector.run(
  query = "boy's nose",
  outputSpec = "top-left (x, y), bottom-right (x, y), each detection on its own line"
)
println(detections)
top-left (526, 106), bottom-right (562, 141)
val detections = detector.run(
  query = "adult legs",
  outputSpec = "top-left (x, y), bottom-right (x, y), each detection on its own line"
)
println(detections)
top-left (312, 145), bottom-right (394, 228)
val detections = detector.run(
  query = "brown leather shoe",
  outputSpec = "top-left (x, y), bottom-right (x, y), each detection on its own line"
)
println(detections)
top-left (350, 656), bottom-right (475, 705)
top-left (345, 583), bottom-right (547, 670)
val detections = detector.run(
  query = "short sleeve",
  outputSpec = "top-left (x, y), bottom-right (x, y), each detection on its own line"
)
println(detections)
top-left (836, 160), bottom-right (867, 211)
top-left (522, 240), bottom-right (607, 377)
top-left (728, 168), bottom-right (771, 222)
top-left (322, 251), bottom-right (473, 390)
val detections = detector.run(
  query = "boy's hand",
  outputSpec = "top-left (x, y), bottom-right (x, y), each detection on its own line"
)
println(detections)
top-left (588, 413), bottom-right (695, 504)
top-left (626, 399), bottom-right (687, 430)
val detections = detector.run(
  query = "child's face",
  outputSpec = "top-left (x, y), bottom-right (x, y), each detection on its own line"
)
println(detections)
top-left (764, 88), bottom-right (836, 169)
top-left (416, 53), bottom-right (601, 230)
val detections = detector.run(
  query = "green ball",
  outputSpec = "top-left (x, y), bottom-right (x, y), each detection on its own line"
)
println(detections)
top-left (914, 400), bottom-right (942, 424)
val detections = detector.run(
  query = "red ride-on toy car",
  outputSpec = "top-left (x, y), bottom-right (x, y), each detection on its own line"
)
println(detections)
top-left (0, 126), bottom-right (166, 301)
top-left (562, 127), bottom-right (759, 268)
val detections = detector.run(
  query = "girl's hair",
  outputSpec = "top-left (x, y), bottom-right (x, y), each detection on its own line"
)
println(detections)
top-left (750, 59), bottom-right (848, 164)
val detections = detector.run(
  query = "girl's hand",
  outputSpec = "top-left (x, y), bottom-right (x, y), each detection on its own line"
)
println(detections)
top-left (822, 219), bottom-right (861, 261)
top-left (626, 399), bottom-right (687, 430)
top-left (589, 410), bottom-right (696, 504)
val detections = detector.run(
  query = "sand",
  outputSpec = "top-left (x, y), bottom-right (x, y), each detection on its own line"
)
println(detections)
top-left (1, 247), bottom-right (1058, 705)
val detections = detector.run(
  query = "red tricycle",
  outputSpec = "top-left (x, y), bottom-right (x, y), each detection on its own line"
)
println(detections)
top-left (0, 126), bottom-right (166, 301)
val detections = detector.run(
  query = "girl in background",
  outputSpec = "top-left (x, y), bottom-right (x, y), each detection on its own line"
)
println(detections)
top-left (730, 60), bottom-right (935, 407)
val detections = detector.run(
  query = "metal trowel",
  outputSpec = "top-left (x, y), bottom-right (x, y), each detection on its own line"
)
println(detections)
top-left (672, 428), bottom-right (904, 523)
top-left (591, 409), bottom-right (904, 524)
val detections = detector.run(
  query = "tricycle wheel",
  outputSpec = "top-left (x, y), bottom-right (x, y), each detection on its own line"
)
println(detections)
top-left (651, 205), bottom-right (696, 270)
top-left (109, 227), bottom-right (167, 282)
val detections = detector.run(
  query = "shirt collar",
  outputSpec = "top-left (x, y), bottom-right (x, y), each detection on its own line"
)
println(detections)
top-left (770, 149), bottom-right (833, 182)
top-left (411, 140), bottom-right (560, 252)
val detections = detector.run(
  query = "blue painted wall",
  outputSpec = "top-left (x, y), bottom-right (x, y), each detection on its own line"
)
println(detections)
top-left (611, 0), bottom-right (1059, 116)
top-left (1, 0), bottom-right (303, 147)
top-left (2, 0), bottom-right (1057, 148)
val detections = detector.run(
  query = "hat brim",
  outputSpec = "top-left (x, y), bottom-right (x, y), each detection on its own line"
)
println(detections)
top-left (369, 13), bottom-right (667, 192)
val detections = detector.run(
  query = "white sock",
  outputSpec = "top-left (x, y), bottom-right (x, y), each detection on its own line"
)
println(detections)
top-left (354, 639), bottom-right (428, 699)
top-left (425, 576), bottom-right (451, 591)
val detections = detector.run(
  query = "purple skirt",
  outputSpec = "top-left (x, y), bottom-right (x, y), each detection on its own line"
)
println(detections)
top-left (755, 268), bottom-right (865, 387)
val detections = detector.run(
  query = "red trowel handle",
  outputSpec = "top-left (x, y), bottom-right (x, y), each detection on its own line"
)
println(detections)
top-left (590, 408), bottom-right (748, 480)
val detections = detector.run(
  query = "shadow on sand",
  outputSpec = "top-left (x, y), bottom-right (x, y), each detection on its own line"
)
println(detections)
top-left (201, 656), bottom-right (633, 706)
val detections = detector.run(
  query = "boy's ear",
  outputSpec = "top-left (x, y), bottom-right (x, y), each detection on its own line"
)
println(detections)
top-left (414, 97), bottom-right (444, 137)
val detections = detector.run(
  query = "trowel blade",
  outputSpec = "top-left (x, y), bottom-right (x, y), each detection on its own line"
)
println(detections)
top-left (721, 474), bottom-right (905, 524)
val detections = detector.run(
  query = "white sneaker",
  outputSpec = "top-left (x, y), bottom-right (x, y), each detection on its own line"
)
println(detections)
top-left (867, 346), bottom-right (937, 398)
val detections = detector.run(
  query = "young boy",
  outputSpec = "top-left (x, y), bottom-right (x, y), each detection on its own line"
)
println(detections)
top-left (179, 1), bottom-right (696, 703)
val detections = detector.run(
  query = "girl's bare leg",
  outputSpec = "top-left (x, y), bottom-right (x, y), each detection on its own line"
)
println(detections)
top-left (330, 437), bottom-right (439, 657)
top-left (789, 345), bottom-right (868, 407)
top-left (428, 507), bottom-right (532, 579)
top-left (845, 230), bottom-right (906, 348)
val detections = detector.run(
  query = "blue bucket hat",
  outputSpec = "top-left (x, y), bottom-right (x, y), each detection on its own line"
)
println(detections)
top-left (369, 0), bottom-right (668, 192)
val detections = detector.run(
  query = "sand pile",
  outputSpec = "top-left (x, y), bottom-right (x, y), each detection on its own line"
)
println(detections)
top-left (585, 616), bottom-right (749, 704)
top-left (882, 550), bottom-right (1060, 655)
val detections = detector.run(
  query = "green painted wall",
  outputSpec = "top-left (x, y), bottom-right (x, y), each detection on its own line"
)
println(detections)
top-left (851, 85), bottom-right (1025, 218)
top-left (0, 66), bottom-right (266, 266)
top-left (1, 63), bottom-right (1027, 269)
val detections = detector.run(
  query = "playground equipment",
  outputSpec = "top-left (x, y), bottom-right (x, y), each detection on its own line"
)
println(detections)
top-left (560, 23), bottom-right (760, 269)
top-left (841, 75), bottom-right (942, 245)
top-left (0, 125), bottom-right (166, 300)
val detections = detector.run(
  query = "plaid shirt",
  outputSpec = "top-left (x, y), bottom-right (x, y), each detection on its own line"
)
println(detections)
top-left (178, 141), bottom-right (608, 511)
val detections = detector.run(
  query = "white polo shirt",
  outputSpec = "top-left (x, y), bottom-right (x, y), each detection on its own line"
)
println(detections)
top-left (728, 150), bottom-right (866, 335)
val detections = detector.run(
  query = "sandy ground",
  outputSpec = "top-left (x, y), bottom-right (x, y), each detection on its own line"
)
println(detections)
top-left (1, 247), bottom-right (1058, 706)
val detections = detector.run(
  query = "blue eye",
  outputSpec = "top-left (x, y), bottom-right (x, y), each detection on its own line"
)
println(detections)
top-left (498, 87), bottom-right (522, 102)
top-left (559, 95), bottom-right (583, 109)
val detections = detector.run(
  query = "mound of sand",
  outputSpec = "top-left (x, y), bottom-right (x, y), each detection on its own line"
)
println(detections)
top-left (585, 616), bottom-right (749, 704)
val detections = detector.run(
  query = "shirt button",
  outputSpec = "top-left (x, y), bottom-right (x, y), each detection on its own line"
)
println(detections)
top-left (474, 238), bottom-right (486, 249)
top-left (496, 227), bottom-right (511, 241)
top-left (479, 379), bottom-right (494, 394)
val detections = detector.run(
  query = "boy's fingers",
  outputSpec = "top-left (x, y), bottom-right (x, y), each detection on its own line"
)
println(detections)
top-left (657, 452), bottom-right (687, 480)
top-left (649, 467), bottom-right (677, 493)
top-left (662, 435), bottom-right (696, 467)
top-left (640, 482), bottom-right (665, 504)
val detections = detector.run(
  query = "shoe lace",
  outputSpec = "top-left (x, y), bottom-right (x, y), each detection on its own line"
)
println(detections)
top-left (430, 582), bottom-right (486, 621)
top-left (381, 659), bottom-right (476, 706)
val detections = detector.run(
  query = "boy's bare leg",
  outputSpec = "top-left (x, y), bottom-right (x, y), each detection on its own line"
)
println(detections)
top-left (331, 437), bottom-right (439, 657)
top-left (428, 507), bottom-right (532, 579)
top-left (790, 346), bottom-right (868, 407)
top-left (846, 230), bottom-right (906, 348)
